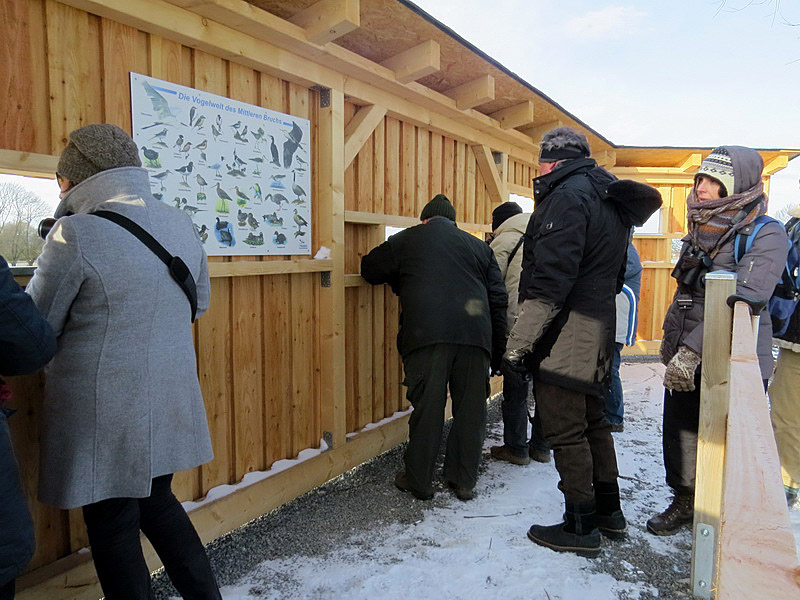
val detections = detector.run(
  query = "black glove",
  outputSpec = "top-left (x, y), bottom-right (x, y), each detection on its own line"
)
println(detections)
top-left (491, 348), bottom-right (504, 376)
top-left (500, 357), bottom-right (529, 387)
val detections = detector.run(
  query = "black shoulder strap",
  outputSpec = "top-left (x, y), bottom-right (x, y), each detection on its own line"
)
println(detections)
top-left (92, 210), bottom-right (198, 322)
top-left (507, 235), bottom-right (525, 268)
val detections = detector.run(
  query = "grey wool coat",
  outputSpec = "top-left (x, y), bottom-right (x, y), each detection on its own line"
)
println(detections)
top-left (26, 167), bottom-right (213, 509)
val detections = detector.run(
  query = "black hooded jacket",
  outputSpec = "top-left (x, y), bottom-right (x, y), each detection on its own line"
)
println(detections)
top-left (514, 158), bottom-right (660, 394)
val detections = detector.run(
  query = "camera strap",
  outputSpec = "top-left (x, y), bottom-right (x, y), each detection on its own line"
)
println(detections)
top-left (91, 210), bottom-right (198, 322)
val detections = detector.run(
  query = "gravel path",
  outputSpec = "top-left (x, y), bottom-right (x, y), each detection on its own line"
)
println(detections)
top-left (153, 360), bottom-right (693, 599)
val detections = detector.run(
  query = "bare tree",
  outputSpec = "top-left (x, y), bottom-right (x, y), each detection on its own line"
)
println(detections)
top-left (0, 182), bottom-right (50, 264)
top-left (771, 202), bottom-right (800, 223)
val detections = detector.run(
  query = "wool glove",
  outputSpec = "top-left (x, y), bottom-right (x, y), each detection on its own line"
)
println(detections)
top-left (663, 346), bottom-right (701, 392)
top-left (659, 339), bottom-right (671, 367)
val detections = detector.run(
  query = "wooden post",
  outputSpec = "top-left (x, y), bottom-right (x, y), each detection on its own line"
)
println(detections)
top-left (317, 87), bottom-right (347, 448)
top-left (692, 271), bottom-right (736, 597)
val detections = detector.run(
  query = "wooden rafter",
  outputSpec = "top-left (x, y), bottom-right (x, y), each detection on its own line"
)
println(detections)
top-left (520, 119), bottom-right (562, 143)
top-left (443, 74), bottom-right (495, 110)
top-left (764, 154), bottom-right (789, 175)
top-left (489, 101), bottom-right (534, 130)
top-left (379, 40), bottom-right (440, 84)
top-left (471, 144), bottom-right (505, 206)
top-left (287, 0), bottom-right (360, 45)
top-left (594, 150), bottom-right (616, 168)
top-left (679, 152), bottom-right (702, 172)
top-left (344, 104), bottom-right (387, 168)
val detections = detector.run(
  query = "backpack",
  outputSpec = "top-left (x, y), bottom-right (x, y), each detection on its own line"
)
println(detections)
top-left (734, 215), bottom-right (800, 336)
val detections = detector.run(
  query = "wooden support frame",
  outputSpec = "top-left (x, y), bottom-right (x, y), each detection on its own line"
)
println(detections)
top-left (520, 119), bottom-right (562, 143)
top-left (379, 40), bottom-right (440, 84)
top-left (471, 145), bottom-right (506, 206)
top-left (287, 0), bottom-right (360, 45)
top-left (344, 104), bottom-right (387, 168)
top-left (692, 272), bottom-right (736, 596)
top-left (345, 210), bottom-right (491, 232)
top-left (208, 259), bottom-right (332, 278)
top-left (0, 149), bottom-right (58, 176)
top-left (764, 154), bottom-right (789, 175)
top-left (594, 150), bottom-right (616, 168)
top-left (489, 100), bottom-right (534, 130)
top-left (679, 152), bottom-right (702, 172)
top-left (443, 74), bottom-right (495, 110)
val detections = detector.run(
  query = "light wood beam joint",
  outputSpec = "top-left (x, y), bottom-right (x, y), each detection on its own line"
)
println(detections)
top-left (380, 40), bottom-right (440, 84)
top-left (471, 144), bottom-right (505, 206)
top-left (443, 74), bottom-right (495, 110)
top-left (490, 101), bottom-right (534, 130)
top-left (343, 104), bottom-right (387, 168)
top-left (288, 0), bottom-right (360, 45)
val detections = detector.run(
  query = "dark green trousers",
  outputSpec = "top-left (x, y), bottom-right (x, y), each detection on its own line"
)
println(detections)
top-left (402, 344), bottom-right (490, 493)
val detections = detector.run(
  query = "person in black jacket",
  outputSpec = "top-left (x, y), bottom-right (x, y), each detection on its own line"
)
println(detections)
top-left (504, 128), bottom-right (661, 557)
top-left (0, 256), bottom-right (57, 600)
top-left (361, 194), bottom-right (507, 501)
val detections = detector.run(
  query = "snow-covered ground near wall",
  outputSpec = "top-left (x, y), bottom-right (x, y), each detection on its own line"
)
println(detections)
top-left (176, 362), bottom-right (799, 600)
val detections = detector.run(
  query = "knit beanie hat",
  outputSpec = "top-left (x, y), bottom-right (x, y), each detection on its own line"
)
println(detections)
top-left (57, 124), bottom-right (141, 184)
top-left (695, 147), bottom-right (734, 197)
top-left (491, 201), bottom-right (522, 231)
top-left (420, 194), bottom-right (456, 222)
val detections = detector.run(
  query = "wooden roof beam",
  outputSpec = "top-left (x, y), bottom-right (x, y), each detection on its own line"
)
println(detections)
top-left (594, 150), bottom-right (616, 168)
top-left (764, 154), bottom-right (789, 175)
top-left (490, 101), bottom-right (534, 130)
top-left (380, 40), bottom-right (441, 84)
top-left (679, 152), bottom-right (702, 172)
top-left (443, 74), bottom-right (495, 110)
top-left (471, 145), bottom-right (506, 206)
top-left (287, 0), bottom-right (360, 45)
top-left (343, 104), bottom-right (387, 168)
top-left (520, 119), bottom-right (563, 144)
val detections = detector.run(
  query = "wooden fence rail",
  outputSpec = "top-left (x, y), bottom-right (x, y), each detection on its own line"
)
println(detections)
top-left (691, 274), bottom-right (800, 599)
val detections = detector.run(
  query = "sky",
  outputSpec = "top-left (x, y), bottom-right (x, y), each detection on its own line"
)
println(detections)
top-left (411, 0), bottom-right (800, 214)
top-left (2, 0), bottom-right (799, 217)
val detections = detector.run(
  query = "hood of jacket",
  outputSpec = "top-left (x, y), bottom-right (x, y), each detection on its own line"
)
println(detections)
top-left (605, 179), bottom-right (663, 229)
top-left (54, 167), bottom-right (152, 217)
top-left (493, 211), bottom-right (530, 238)
top-left (724, 145), bottom-right (764, 195)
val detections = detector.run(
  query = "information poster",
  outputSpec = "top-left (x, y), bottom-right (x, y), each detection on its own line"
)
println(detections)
top-left (130, 73), bottom-right (312, 256)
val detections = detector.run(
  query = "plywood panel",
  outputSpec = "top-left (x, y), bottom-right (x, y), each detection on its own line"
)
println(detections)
top-left (1, 0), bottom-right (36, 152)
top-left (101, 18), bottom-right (139, 132)
top-left (290, 272), bottom-right (317, 454)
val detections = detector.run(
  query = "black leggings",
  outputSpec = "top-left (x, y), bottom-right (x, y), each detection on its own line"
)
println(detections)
top-left (82, 474), bottom-right (221, 600)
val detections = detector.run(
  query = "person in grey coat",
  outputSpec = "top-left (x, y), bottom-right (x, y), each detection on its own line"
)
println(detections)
top-left (26, 124), bottom-right (221, 599)
top-left (0, 256), bottom-right (56, 600)
top-left (648, 146), bottom-right (788, 536)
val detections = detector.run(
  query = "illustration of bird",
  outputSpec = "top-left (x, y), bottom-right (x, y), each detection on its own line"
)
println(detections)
top-left (152, 192), bottom-right (164, 201)
top-left (192, 115), bottom-right (206, 131)
top-left (283, 138), bottom-right (298, 168)
top-left (237, 209), bottom-right (248, 227)
top-left (180, 142), bottom-right (192, 157)
top-left (154, 140), bottom-right (170, 150)
top-left (227, 168), bottom-right (246, 178)
top-left (194, 223), bottom-right (208, 244)
top-left (263, 212), bottom-right (283, 226)
top-left (265, 193), bottom-right (289, 210)
top-left (248, 155), bottom-right (264, 164)
top-left (141, 80), bottom-right (176, 121)
top-left (250, 183), bottom-right (263, 202)
top-left (233, 130), bottom-right (248, 143)
top-left (234, 186), bottom-right (250, 206)
top-left (215, 114), bottom-right (222, 129)
top-left (291, 172), bottom-right (306, 202)
top-left (247, 213), bottom-right (259, 230)
top-left (241, 125), bottom-right (248, 136)
top-left (295, 155), bottom-right (308, 166)
top-left (244, 232), bottom-right (264, 246)
top-left (195, 173), bottom-right (208, 193)
top-left (294, 229), bottom-right (306, 238)
top-left (142, 121), bottom-right (170, 129)
top-left (188, 106), bottom-right (197, 127)
top-left (180, 198), bottom-right (204, 215)
top-left (230, 121), bottom-right (242, 131)
top-left (252, 127), bottom-right (265, 148)
top-left (214, 217), bottom-right (235, 246)
top-left (273, 231), bottom-right (287, 246)
top-left (141, 147), bottom-right (160, 167)
top-left (215, 183), bottom-right (233, 213)
top-left (233, 151), bottom-right (247, 167)
top-left (151, 170), bottom-right (171, 190)
top-left (293, 209), bottom-right (308, 231)
top-left (209, 158), bottom-right (224, 178)
top-left (195, 139), bottom-right (208, 152)
top-left (148, 128), bottom-right (168, 141)
top-left (175, 161), bottom-right (194, 185)
top-left (252, 165), bottom-right (261, 177)
top-left (268, 135), bottom-right (280, 166)
top-left (173, 135), bottom-right (184, 149)
top-left (269, 174), bottom-right (286, 183)
top-left (211, 123), bottom-right (222, 141)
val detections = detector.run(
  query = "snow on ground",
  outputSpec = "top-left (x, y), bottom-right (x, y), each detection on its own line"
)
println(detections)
top-left (191, 362), bottom-right (798, 600)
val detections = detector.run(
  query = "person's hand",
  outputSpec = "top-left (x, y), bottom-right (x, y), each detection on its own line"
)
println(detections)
top-left (663, 346), bottom-right (701, 392)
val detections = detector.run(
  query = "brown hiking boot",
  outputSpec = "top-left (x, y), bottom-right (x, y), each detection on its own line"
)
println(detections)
top-left (490, 445), bottom-right (531, 465)
top-left (394, 471), bottom-right (433, 500)
top-left (646, 494), bottom-right (693, 536)
top-left (446, 480), bottom-right (476, 501)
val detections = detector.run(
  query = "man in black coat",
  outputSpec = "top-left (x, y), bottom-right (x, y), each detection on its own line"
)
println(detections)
top-left (0, 256), bottom-right (57, 599)
top-left (504, 128), bottom-right (661, 557)
top-left (361, 194), bottom-right (507, 501)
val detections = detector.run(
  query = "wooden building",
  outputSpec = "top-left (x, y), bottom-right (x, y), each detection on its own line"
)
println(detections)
top-left (0, 0), bottom-right (796, 597)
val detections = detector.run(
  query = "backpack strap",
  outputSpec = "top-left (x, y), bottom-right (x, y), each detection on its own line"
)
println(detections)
top-left (734, 215), bottom-right (777, 264)
top-left (91, 210), bottom-right (198, 322)
top-left (507, 235), bottom-right (525, 268)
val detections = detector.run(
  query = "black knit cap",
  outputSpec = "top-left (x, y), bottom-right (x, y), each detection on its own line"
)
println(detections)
top-left (420, 194), bottom-right (456, 222)
top-left (491, 201), bottom-right (522, 231)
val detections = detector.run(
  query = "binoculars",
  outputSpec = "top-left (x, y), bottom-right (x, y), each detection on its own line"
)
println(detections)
top-left (671, 246), bottom-right (713, 290)
top-left (38, 218), bottom-right (58, 240)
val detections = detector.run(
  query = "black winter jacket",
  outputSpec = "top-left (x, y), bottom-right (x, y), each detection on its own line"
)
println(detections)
top-left (515, 158), bottom-right (656, 395)
top-left (361, 217), bottom-right (508, 362)
top-left (0, 256), bottom-right (57, 586)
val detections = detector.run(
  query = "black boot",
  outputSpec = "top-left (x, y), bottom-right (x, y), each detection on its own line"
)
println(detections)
top-left (594, 480), bottom-right (626, 540)
top-left (527, 500), bottom-right (601, 558)
top-left (646, 493), bottom-right (693, 536)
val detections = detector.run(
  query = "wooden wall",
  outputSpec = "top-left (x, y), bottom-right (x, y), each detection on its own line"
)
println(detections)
top-left (1, 0), bottom-right (500, 577)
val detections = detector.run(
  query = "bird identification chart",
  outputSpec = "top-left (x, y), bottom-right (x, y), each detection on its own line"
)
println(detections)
top-left (130, 73), bottom-right (311, 256)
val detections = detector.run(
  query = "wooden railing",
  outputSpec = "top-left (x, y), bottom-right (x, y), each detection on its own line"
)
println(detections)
top-left (691, 273), bottom-right (800, 598)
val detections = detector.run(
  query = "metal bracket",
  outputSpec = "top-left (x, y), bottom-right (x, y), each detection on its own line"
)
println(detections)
top-left (320, 271), bottom-right (331, 287)
top-left (692, 523), bottom-right (715, 598)
top-left (322, 430), bottom-right (333, 451)
top-left (311, 85), bottom-right (331, 108)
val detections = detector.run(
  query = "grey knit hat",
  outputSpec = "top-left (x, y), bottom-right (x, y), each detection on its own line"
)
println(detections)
top-left (57, 124), bottom-right (141, 184)
top-left (420, 194), bottom-right (456, 222)
top-left (539, 127), bottom-right (591, 162)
